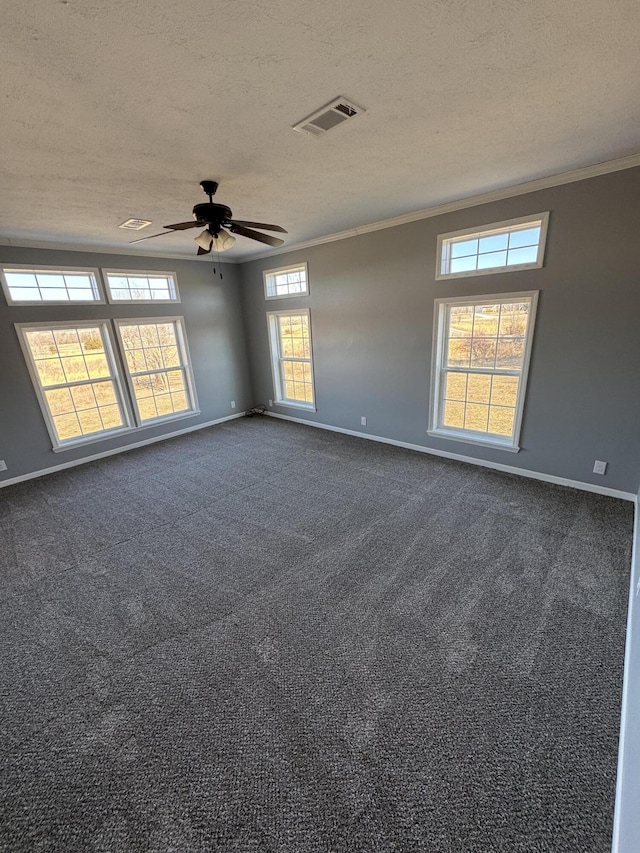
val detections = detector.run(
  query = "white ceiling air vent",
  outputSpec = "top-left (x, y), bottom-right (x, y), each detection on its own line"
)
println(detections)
top-left (293, 97), bottom-right (365, 137)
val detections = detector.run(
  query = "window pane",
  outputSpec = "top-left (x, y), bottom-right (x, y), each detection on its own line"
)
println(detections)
top-left (472, 305), bottom-right (499, 337)
top-left (439, 218), bottom-right (545, 277)
top-left (470, 339), bottom-right (496, 368)
top-left (488, 406), bottom-right (516, 436)
top-left (508, 226), bottom-right (540, 249)
top-left (104, 272), bottom-right (178, 302)
top-left (2, 269), bottom-right (100, 302)
top-left (490, 375), bottom-right (519, 408)
top-left (119, 320), bottom-right (194, 422)
top-left (478, 233), bottom-right (508, 253)
top-left (507, 246), bottom-right (538, 266)
top-left (465, 403), bottom-right (489, 432)
top-left (443, 400), bottom-right (465, 428)
top-left (498, 304), bottom-right (529, 337)
top-left (477, 251), bottom-right (507, 270)
top-left (451, 238), bottom-right (478, 258)
top-left (467, 373), bottom-right (492, 403)
top-left (449, 306), bottom-right (474, 337)
top-left (450, 256), bottom-right (477, 274)
top-left (265, 265), bottom-right (308, 298)
top-left (447, 338), bottom-right (471, 368)
top-left (444, 372), bottom-right (467, 401)
top-left (496, 338), bottom-right (525, 368)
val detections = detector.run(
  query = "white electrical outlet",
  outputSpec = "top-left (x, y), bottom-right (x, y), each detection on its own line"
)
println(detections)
top-left (230, 400), bottom-right (236, 409)
top-left (593, 460), bottom-right (607, 475)
top-left (268, 400), bottom-right (273, 407)
top-left (360, 416), bottom-right (367, 426)
top-left (0, 460), bottom-right (7, 472)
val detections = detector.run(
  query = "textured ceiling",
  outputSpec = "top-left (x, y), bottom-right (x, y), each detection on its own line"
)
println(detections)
top-left (2, 0), bottom-right (640, 260)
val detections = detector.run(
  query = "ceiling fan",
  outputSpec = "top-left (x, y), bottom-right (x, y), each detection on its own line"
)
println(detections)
top-left (130, 180), bottom-right (287, 254)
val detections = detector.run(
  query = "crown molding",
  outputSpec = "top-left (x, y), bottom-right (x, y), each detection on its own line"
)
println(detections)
top-left (244, 152), bottom-right (640, 263)
top-left (2, 152), bottom-right (639, 265)
top-left (0, 237), bottom-right (241, 264)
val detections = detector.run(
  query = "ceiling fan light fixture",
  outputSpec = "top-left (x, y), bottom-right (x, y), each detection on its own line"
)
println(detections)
top-left (213, 228), bottom-right (236, 252)
top-left (194, 229), bottom-right (214, 251)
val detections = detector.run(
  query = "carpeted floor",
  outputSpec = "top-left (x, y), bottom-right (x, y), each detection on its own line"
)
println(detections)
top-left (0, 417), bottom-right (633, 852)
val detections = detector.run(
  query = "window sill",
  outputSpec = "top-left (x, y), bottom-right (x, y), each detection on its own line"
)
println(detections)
top-left (427, 429), bottom-right (520, 453)
top-left (274, 400), bottom-right (316, 412)
top-left (52, 411), bottom-right (201, 452)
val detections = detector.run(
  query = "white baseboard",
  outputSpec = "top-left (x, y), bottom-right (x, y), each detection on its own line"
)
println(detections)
top-left (266, 411), bottom-right (636, 502)
top-left (0, 412), bottom-right (246, 489)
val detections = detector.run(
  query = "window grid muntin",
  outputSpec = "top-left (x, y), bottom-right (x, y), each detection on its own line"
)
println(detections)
top-left (103, 270), bottom-right (179, 303)
top-left (437, 214), bottom-right (548, 279)
top-left (116, 318), bottom-right (196, 423)
top-left (264, 263), bottom-right (309, 299)
top-left (439, 300), bottom-right (531, 439)
top-left (1, 266), bottom-right (102, 304)
top-left (267, 309), bottom-right (315, 408)
top-left (276, 312), bottom-right (313, 403)
top-left (430, 292), bottom-right (538, 450)
top-left (18, 321), bottom-right (129, 446)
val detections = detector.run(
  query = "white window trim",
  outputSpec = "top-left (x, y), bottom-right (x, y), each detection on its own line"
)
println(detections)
top-left (1, 265), bottom-right (105, 305)
top-left (113, 316), bottom-right (200, 427)
top-left (428, 290), bottom-right (539, 453)
top-left (435, 212), bottom-right (549, 281)
top-left (102, 269), bottom-right (180, 303)
top-left (14, 319), bottom-right (134, 451)
top-left (263, 262), bottom-right (309, 300)
top-left (266, 308), bottom-right (316, 411)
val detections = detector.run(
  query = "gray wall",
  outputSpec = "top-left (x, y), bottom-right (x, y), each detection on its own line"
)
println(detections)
top-left (240, 167), bottom-right (640, 494)
top-left (0, 247), bottom-right (251, 481)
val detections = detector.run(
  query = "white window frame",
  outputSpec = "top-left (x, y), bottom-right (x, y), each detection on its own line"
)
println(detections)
top-left (102, 269), bottom-right (180, 303)
top-left (436, 213), bottom-right (549, 281)
top-left (263, 262), bottom-right (309, 300)
top-left (15, 319), bottom-right (133, 451)
top-left (113, 316), bottom-right (200, 426)
top-left (1, 265), bottom-right (104, 305)
top-left (266, 308), bottom-right (316, 411)
top-left (428, 290), bottom-right (539, 453)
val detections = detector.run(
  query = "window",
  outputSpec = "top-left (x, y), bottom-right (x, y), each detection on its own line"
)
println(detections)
top-left (429, 292), bottom-right (538, 451)
top-left (1, 266), bottom-right (103, 304)
top-left (16, 321), bottom-right (130, 449)
top-left (103, 270), bottom-right (179, 302)
top-left (264, 263), bottom-right (309, 299)
top-left (267, 309), bottom-right (315, 409)
top-left (436, 213), bottom-right (549, 279)
top-left (115, 318), bottom-right (198, 424)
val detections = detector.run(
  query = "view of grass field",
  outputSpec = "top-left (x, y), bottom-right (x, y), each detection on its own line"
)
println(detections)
top-left (442, 302), bottom-right (530, 436)
top-left (119, 323), bottom-right (190, 421)
top-left (278, 314), bottom-right (313, 403)
top-left (25, 326), bottom-right (123, 441)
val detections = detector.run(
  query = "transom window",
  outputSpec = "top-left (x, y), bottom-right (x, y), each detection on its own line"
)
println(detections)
top-left (1, 266), bottom-right (103, 304)
top-left (115, 318), bottom-right (197, 423)
top-left (103, 270), bottom-right (179, 302)
top-left (267, 309), bottom-right (315, 409)
top-left (264, 263), bottom-right (309, 299)
top-left (16, 322), bottom-right (129, 448)
top-left (429, 292), bottom-right (538, 451)
top-left (436, 213), bottom-right (549, 279)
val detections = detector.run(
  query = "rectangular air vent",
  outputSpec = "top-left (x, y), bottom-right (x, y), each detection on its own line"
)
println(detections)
top-left (293, 97), bottom-right (365, 137)
top-left (119, 218), bottom-right (152, 230)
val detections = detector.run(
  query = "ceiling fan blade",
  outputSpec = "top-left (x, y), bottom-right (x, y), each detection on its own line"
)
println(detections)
top-left (129, 230), bottom-right (174, 244)
top-left (163, 221), bottom-right (203, 231)
top-left (196, 245), bottom-right (211, 256)
top-left (228, 224), bottom-right (284, 247)
top-left (229, 219), bottom-right (287, 234)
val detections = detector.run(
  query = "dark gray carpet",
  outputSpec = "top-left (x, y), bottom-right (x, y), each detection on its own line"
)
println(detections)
top-left (0, 417), bottom-right (633, 852)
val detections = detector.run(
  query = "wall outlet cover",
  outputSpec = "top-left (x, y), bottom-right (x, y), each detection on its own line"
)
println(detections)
top-left (593, 460), bottom-right (607, 475)
top-left (231, 401), bottom-right (236, 408)
top-left (0, 460), bottom-right (7, 472)
top-left (361, 416), bottom-right (367, 426)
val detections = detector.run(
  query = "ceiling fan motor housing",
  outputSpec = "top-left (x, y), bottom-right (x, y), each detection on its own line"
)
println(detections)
top-left (192, 203), bottom-right (232, 227)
